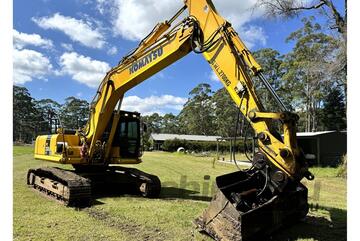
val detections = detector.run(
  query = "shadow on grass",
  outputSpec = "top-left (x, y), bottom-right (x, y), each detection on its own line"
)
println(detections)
top-left (90, 186), bottom-right (213, 202)
top-left (269, 205), bottom-right (346, 241)
top-left (160, 187), bottom-right (212, 202)
top-left (86, 186), bottom-right (212, 208)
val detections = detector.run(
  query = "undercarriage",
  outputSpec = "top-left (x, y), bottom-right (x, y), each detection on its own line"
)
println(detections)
top-left (27, 166), bottom-right (161, 207)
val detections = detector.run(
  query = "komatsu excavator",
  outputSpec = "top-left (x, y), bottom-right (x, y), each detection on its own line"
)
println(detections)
top-left (28, 0), bottom-right (314, 240)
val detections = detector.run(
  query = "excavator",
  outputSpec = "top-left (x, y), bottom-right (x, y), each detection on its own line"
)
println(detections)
top-left (27, 0), bottom-right (314, 240)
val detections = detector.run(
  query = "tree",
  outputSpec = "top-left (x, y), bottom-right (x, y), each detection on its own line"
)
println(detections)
top-left (320, 87), bottom-right (346, 130)
top-left (212, 88), bottom-right (238, 137)
top-left (253, 48), bottom-right (287, 111)
top-left (281, 17), bottom-right (338, 132)
top-left (161, 113), bottom-right (181, 134)
top-left (142, 113), bottom-right (163, 134)
top-left (59, 97), bottom-right (89, 129)
top-left (256, 0), bottom-right (346, 37)
top-left (256, 0), bottom-right (346, 88)
top-left (34, 99), bottom-right (61, 134)
top-left (140, 113), bottom-right (163, 149)
top-left (13, 86), bottom-right (39, 142)
top-left (178, 83), bottom-right (215, 135)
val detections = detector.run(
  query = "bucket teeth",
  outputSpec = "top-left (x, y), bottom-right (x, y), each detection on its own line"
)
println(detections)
top-left (195, 170), bottom-right (309, 241)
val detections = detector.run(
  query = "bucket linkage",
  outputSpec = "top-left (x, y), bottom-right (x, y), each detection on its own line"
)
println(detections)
top-left (195, 152), bottom-right (309, 241)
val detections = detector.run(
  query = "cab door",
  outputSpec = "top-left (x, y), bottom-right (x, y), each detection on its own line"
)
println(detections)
top-left (117, 117), bottom-right (140, 158)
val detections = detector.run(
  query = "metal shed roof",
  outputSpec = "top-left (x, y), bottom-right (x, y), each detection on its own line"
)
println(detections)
top-left (150, 133), bottom-right (221, 142)
top-left (296, 131), bottom-right (340, 137)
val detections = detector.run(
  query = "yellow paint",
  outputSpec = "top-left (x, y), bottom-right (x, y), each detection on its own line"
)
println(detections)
top-left (34, 0), bottom-right (309, 180)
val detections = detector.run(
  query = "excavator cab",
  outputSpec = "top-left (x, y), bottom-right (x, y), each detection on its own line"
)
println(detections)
top-left (102, 111), bottom-right (142, 160)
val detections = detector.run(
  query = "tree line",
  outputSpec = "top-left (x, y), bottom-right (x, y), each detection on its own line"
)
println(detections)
top-left (144, 16), bottom-right (346, 137)
top-left (13, 15), bottom-right (346, 143)
top-left (13, 86), bottom-right (89, 143)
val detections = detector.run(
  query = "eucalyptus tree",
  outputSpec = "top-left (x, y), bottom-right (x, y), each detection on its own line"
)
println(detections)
top-left (281, 17), bottom-right (339, 131)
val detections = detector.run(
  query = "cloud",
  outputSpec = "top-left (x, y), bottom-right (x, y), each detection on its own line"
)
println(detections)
top-left (210, 71), bottom-right (219, 82)
top-left (13, 48), bottom-right (53, 84)
top-left (107, 46), bottom-right (118, 55)
top-left (32, 13), bottom-right (105, 49)
top-left (13, 29), bottom-right (53, 49)
top-left (108, 0), bottom-right (266, 48)
top-left (95, 0), bottom-right (110, 15)
top-left (121, 95), bottom-right (187, 115)
top-left (61, 43), bottom-right (73, 51)
top-left (240, 25), bottom-right (267, 49)
top-left (58, 52), bottom-right (110, 88)
top-left (112, 0), bottom-right (183, 41)
top-left (213, 0), bottom-right (264, 30)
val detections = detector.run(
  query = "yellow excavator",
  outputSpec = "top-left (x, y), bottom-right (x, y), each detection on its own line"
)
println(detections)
top-left (28, 0), bottom-right (314, 240)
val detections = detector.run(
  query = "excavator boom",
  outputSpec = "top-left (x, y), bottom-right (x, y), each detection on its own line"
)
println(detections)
top-left (30, 1), bottom-right (313, 240)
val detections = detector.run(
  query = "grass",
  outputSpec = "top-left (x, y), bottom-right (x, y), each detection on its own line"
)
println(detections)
top-left (13, 146), bottom-right (346, 241)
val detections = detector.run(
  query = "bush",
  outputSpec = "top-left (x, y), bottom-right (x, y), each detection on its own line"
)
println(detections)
top-left (161, 138), bottom-right (248, 153)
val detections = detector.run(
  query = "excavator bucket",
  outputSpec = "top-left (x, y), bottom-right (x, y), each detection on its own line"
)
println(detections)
top-left (195, 170), bottom-right (309, 241)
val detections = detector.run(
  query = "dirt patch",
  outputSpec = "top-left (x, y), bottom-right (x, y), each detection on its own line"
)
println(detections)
top-left (83, 208), bottom-right (167, 241)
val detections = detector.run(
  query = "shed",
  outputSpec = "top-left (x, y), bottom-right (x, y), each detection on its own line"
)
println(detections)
top-left (149, 133), bottom-right (221, 150)
top-left (296, 131), bottom-right (347, 166)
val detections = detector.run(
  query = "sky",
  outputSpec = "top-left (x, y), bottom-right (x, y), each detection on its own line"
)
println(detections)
top-left (13, 0), bottom-right (344, 115)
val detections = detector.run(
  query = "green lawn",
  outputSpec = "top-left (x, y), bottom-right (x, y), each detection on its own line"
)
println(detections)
top-left (13, 146), bottom-right (346, 241)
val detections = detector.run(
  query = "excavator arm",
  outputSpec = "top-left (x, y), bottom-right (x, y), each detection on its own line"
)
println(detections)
top-left (83, 0), bottom-right (312, 182)
top-left (32, 1), bottom-right (313, 240)
top-left (83, 9), bottom-right (194, 163)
